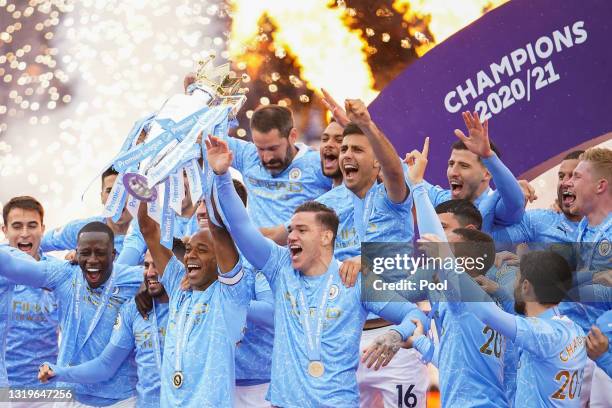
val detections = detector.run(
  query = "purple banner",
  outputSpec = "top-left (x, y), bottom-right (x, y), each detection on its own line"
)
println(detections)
top-left (370, 0), bottom-right (612, 186)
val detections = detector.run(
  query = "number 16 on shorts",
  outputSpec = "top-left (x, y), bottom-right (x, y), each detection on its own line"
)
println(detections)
top-left (396, 384), bottom-right (418, 408)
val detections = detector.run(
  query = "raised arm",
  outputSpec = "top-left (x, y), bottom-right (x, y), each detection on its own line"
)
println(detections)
top-left (405, 138), bottom-right (446, 239)
top-left (0, 246), bottom-right (49, 287)
top-left (206, 135), bottom-right (275, 270)
top-left (346, 99), bottom-right (408, 203)
top-left (115, 227), bottom-right (147, 266)
top-left (39, 343), bottom-right (131, 384)
top-left (207, 188), bottom-right (239, 274)
top-left (454, 111), bottom-right (524, 225)
top-left (137, 201), bottom-right (172, 276)
top-left (40, 219), bottom-right (82, 252)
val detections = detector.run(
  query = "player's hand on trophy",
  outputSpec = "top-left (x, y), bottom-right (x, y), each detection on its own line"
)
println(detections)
top-left (454, 111), bottom-right (493, 158)
top-left (205, 135), bottom-right (234, 175)
top-left (38, 363), bottom-right (56, 383)
top-left (345, 99), bottom-right (372, 129)
top-left (404, 137), bottom-right (430, 185)
top-left (361, 329), bottom-right (403, 370)
top-left (339, 255), bottom-right (361, 288)
top-left (321, 88), bottom-right (350, 127)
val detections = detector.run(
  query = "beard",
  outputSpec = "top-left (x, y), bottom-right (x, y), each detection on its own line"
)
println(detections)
top-left (513, 284), bottom-right (526, 315)
top-left (264, 143), bottom-right (295, 176)
top-left (513, 300), bottom-right (526, 315)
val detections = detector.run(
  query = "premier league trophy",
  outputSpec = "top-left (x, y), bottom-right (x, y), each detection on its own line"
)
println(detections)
top-left (102, 56), bottom-right (246, 248)
top-left (121, 56), bottom-right (245, 201)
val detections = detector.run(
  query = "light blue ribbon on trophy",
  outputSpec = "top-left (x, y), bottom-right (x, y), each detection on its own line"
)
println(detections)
top-left (146, 105), bottom-right (229, 189)
top-left (152, 107), bottom-right (227, 249)
top-left (81, 113), bottom-right (154, 202)
top-left (103, 172), bottom-right (129, 223)
top-left (125, 193), bottom-right (139, 220)
top-left (168, 170), bottom-right (184, 215)
top-left (185, 159), bottom-right (203, 204)
top-left (160, 179), bottom-right (175, 249)
top-left (147, 193), bottom-right (162, 224)
top-left (113, 106), bottom-right (210, 173)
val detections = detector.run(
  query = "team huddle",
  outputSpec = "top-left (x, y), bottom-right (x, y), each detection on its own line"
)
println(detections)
top-left (0, 84), bottom-right (610, 408)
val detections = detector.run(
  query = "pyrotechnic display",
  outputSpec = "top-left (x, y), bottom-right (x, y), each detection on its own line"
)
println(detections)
top-left (0, 1), bottom-right (610, 407)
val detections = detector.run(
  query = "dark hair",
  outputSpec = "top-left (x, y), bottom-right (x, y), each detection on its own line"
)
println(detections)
top-left (563, 150), bottom-right (585, 161)
top-left (3, 196), bottom-right (45, 225)
top-left (293, 201), bottom-right (339, 243)
top-left (77, 221), bottom-right (114, 245)
top-left (451, 228), bottom-right (496, 275)
top-left (519, 250), bottom-right (572, 304)
top-left (451, 140), bottom-right (501, 159)
top-left (342, 122), bottom-right (364, 137)
top-left (102, 167), bottom-right (119, 184)
top-left (435, 199), bottom-right (483, 230)
top-left (172, 238), bottom-right (186, 260)
top-left (232, 179), bottom-right (248, 206)
top-left (250, 105), bottom-right (294, 138)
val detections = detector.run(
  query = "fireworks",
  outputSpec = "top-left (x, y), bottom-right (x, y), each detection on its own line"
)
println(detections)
top-left (0, 0), bottom-right (508, 227)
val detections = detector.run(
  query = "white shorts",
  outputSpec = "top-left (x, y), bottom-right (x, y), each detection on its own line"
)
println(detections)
top-left (589, 364), bottom-right (612, 408)
top-left (234, 383), bottom-right (271, 408)
top-left (357, 327), bottom-right (429, 408)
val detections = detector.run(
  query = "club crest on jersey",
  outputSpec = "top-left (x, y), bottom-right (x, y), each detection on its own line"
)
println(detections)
top-left (113, 314), bottom-right (122, 330)
top-left (289, 168), bottom-right (302, 180)
top-left (598, 239), bottom-right (610, 257)
top-left (328, 284), bottom-right (339, 300)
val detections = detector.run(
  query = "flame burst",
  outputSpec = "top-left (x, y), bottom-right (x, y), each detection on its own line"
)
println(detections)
top-left (228, 0), bottom-right (377, 104)
top-left (394, 0), bottom-right (509, 56)
top-left (228, 0), bottom-right (509, 105)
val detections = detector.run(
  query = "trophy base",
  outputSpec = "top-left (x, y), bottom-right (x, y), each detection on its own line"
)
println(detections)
top-left (123, 173), bottom-right (158, 202)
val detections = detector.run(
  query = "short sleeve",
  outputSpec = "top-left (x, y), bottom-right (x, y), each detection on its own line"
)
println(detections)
top-left (110, 301), bottom-right (136, 349)
top-left (219, 259), bottom-right (253, 308)
top-left (40, 220), bottom-right (80, 251)
top-left (160, 256), bottom-right (186, 297)
top-left (226, 136), bottom-right (257, 173)
top-left (514, 316), bottom-right (572, 358)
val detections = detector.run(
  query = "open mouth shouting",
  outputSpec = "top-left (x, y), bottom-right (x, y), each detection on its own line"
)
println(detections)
top-left (289, 243), bottom-right (303, 262)
top-left (342, 162), bottom-right (359, 181)
top-left (85, 267), bottom-right (103, 284)
top-left (561, 190), bottom-right (576, 208)
top-left (322, 151), bottom-right (339, 173)
top-left (16, 241), bottom-right (34, 254)
top-left (449, 179), bottom-right (464, 197)
top-left (186, 263), bottom-right (202, 277)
